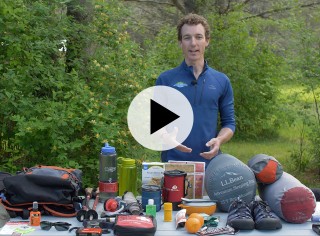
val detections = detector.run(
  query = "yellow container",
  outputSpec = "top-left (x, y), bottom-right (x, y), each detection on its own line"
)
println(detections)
top-left (178, 203), bottom-right (216, 215)
top-left (163, 202), bottom-right (173, 222)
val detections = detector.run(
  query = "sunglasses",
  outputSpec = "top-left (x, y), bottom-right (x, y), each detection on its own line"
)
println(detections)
top-left (40, 221), bottom-right (72, 231)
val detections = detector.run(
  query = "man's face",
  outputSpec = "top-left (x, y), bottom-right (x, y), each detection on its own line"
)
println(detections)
top-left (179, 24), bottom-right (209, 64)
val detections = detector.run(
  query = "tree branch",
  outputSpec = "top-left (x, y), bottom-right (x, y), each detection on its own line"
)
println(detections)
top-left (122, 0), bottom-right (175, 7)
top-left (241, 1), bottom-right (320, 20)
top-left (171, 0), bottom-right (186, 14)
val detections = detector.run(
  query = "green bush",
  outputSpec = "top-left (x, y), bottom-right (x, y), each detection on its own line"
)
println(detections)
top-left (0, 0), bottom-right (158, 186)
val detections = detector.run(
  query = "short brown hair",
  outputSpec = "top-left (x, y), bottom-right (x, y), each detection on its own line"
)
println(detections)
top-left (177, 13), bottom-right (210, 41)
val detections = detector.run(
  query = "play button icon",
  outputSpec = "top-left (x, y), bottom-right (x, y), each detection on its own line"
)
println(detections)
top-left (127, 86), bottom-right (193, 151)
top-left (150, 99), bottom-right (179, 134)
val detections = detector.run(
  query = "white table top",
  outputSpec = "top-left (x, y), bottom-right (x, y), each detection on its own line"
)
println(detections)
top-left (0, 202), bottom-right (318, 236)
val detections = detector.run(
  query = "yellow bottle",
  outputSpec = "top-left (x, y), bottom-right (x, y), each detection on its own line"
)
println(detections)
top-left (163, 202), bottom-right (172, 222)
top-left (29, 201), bottom-right (41, 226)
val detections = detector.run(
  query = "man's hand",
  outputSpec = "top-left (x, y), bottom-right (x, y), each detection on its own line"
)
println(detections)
top-left (200, 137), bottom-right (221, 160)
top-left (161, 127), bottom-right (192, 153)
top-left (200, 128), bottom-right (234, 160)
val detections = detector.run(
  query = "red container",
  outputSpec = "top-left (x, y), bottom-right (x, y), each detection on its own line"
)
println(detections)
top-left (162, 170), bottom-right (189, 211)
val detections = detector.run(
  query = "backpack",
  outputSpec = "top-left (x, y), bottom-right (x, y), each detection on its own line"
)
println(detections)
top-left (0, 165), bottom-right (83, 219)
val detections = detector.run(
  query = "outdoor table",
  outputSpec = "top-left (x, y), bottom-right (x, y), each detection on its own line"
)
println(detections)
top-left (0, 201), bottom-right (318, 236)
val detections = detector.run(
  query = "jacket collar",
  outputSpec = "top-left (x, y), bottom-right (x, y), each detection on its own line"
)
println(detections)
top-left (180, 60), bottom-right (209, 73)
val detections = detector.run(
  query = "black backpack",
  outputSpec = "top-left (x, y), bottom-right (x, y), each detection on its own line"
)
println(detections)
top-left (0, 165), bottom-right (83, 219)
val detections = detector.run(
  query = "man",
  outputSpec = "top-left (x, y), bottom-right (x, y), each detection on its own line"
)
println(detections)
top-left (156, 13), bottom-right (236, 167)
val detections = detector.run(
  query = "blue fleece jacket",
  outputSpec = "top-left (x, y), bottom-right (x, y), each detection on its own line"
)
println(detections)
top-left (156, 60), bottom-right (236, 167)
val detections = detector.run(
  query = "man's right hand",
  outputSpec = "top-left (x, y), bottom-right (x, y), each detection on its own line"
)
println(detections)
top-left (161, 127), bottom-right (192, 153)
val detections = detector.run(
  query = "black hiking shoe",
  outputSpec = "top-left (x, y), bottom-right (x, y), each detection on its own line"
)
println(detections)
top-left (251, 200), bottom-right (282, 230)
top-left (226, 197), bottom-right (255, 230)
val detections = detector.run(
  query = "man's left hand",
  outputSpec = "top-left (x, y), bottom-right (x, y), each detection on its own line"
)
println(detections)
top-left (200, 138), bottom-right (221, 160)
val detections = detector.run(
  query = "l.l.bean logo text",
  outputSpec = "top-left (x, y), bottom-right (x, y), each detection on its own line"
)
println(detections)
top-left (220, 172), bottom-right (243, 187)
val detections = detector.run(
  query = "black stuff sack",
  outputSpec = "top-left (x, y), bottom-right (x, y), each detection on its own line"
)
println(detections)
top-left (113, 215), bottom-right (157, 236)
top-left (0, 165), bottom-right (82, 218)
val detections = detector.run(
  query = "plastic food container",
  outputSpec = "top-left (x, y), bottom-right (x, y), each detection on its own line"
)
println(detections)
top-left (178, 202), bottom-right (217, 215)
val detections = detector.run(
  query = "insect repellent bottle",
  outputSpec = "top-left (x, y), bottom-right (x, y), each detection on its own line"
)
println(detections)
top-left (146, 199), bottom-right (156, 218)
top-left (30, 201), bottom-right (41, 226)
top-left (99, 143), bottom-right (118, 202)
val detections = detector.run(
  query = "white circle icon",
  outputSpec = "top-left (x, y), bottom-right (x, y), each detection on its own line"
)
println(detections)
top-left (127, 86), bottom-right (193, 151)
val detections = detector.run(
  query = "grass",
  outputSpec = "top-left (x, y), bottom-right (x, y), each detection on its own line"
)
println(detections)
top-left (222, 113), bottom-right (301, 168)
top-left (222, 138), bottom-right (294, 167)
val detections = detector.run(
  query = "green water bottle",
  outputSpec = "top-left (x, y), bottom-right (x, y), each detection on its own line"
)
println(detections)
top-left (119, 158), bottom-right (137, 196)
top-left (117, 156), bottom-right (124, 181)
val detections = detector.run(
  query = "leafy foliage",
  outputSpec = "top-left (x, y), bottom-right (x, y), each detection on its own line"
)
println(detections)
top-left (274, 5), bottom-right (320, 174)
top-left (0, 0), bottom-right (158, 186)
top-left (209, 12), bottom-right (286, 139)
top-left (293, 11), bottom-right (320, 173)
